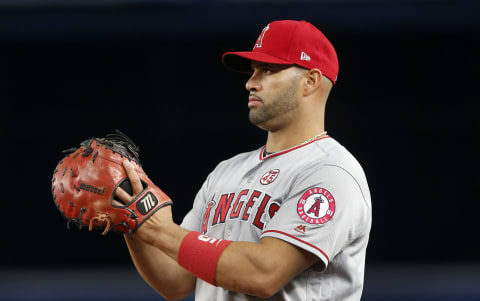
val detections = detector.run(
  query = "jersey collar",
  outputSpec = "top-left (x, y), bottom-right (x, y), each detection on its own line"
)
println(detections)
top-left (259, 136), bottom-right (330, 161)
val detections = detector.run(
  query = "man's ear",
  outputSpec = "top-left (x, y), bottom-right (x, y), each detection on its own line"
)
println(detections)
top-left (302, 68), bottom-right (322, 97)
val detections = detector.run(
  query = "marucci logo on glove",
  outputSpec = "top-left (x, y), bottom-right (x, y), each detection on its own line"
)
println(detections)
top-left (79, 183), bottom-right (105, 195)
top-left (137, 192), bottom-right (159, 215)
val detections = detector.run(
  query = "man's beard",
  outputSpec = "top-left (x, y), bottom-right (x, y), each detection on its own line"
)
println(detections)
top-left (249, 83), bottom-right (299, 126)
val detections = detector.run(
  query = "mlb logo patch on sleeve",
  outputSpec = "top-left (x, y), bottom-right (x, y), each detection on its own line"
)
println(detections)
top-left (297, 187), bottom-right (335, 224)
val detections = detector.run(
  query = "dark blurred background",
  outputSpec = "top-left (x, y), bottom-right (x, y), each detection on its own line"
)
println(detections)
top-left (1, 0), bottom-right (479, 300)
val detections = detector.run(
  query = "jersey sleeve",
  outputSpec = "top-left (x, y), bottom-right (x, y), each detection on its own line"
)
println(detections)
top-left (260, 164), bottom-right (371, 269)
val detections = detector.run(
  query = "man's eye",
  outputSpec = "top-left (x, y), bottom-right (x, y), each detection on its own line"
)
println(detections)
top-left (262, 68), bottom-right (272, 73)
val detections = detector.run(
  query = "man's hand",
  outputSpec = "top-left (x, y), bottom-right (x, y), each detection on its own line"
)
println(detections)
top-left (114, 160), bottom-right (145, 204)
top-left (115, 160), bottom-right (178, 246)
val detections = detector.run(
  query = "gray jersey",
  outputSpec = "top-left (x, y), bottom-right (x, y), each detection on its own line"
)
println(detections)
top-left (181, 136), bottom-right (372, 301)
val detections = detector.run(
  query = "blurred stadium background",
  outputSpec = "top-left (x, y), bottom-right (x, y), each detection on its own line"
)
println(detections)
top-left (1, 0), bottom-right (479, 300)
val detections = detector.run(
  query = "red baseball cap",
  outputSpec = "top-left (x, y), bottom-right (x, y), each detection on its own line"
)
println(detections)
top-left (222, 20), bottom-right (339, 84)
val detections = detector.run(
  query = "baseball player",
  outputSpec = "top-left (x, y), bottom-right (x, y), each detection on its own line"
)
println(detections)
top-left (117, 20), bottom-right (372, 300)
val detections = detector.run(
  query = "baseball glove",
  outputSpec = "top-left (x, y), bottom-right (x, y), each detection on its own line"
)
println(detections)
top-left (51, 130), bottom-right (172, 237)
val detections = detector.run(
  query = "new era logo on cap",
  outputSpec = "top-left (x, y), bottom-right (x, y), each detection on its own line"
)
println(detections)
top-left (222, 20), bottom-right (339, 84)
top-left (300, 51), bottom-right (311, 61)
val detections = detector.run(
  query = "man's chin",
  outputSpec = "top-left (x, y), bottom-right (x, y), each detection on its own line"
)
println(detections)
top-left (249, 113), bottom-right (271, 130)
top-left (249, 112), bottom-right (263, 126)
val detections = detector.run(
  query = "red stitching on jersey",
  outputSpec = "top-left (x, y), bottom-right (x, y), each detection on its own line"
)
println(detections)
top-left (262, 230), bottom-right (330, 262)
top-left (259, 145), bottom-right (266, 160)
top-left (259, 136), bottom-right (330, 161)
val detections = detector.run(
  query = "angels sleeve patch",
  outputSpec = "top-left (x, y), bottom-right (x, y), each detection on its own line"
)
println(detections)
top-left (297, 187), bottom-right (335, 224)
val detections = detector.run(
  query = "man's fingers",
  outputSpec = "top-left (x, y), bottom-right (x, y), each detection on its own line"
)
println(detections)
top-left (113, 199), bottom-right (126, 207)
top-left (123, 160), bottom-right (143, 196)
top-left (115, 186), bottom-right (132, 204)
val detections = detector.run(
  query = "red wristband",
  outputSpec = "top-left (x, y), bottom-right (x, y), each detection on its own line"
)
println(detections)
top-left (177, 231), bottom-right (232, 286)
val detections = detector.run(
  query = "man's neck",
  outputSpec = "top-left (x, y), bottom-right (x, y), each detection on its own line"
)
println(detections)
top-left (265, 126), bottom-right (326, 153)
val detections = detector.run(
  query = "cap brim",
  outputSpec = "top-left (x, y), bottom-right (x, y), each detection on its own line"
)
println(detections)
top-left (222, 51), bottom-right (293, 73)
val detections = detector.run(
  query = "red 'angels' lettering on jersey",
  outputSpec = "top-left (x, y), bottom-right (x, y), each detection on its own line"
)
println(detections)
top-left (297, 187), bottom-right (335, 224)
top-left (212, 193), bottom-right (235, 226)
top-left (201, 189), bottom-right (275, 233)
top-left (242, 190), bottom-right (262, 221)
top-left (201, 198), bottom-right (215, 234)
top-left (230, 189), bottom-right (249, 219)
top-left (253, 194), bottom-right (271, 229)
top-left (269, 202), bottom-right (280, 217)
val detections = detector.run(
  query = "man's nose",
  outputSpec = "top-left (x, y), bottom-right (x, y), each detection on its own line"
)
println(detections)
top-left (245, 73), bottom-right (261, 92)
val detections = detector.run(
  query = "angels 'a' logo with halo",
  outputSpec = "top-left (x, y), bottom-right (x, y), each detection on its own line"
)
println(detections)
top-left (297, 187), bottom-right (335, 224)
top-left (254, 24), bottom-right (270, 49)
